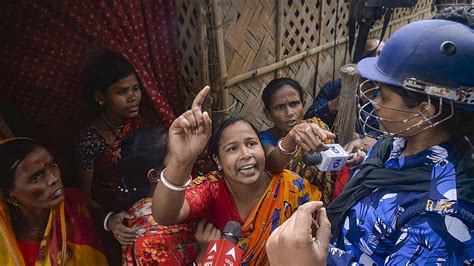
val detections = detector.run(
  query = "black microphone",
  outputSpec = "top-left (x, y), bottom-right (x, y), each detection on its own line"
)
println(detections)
top-left (303, 151), bottom-right (324, 165)
top-left (201, 221), bottom-right (243, 265)
top-left (221, 221), bottom-right (242, 244)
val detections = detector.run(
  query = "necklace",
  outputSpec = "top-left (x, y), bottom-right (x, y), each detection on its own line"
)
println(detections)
top-left (101, 112), bottom-right (125, 129)
top-left (101, 112), bottom-right (124, 138)
top-left (11, 208), bottom-right (47, 241)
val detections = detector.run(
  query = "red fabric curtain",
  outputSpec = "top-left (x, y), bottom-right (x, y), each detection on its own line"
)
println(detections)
top-left (0, 0), bottom-right (183, 183)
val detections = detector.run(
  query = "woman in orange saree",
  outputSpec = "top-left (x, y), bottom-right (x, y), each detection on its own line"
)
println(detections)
top-left (152, 87), bottom-right (323, 265)
top-left (185, 169), bottom-right (320, 265)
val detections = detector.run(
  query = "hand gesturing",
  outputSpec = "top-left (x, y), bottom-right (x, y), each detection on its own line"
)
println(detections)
top-left (168, 86), bottom-right (213, 164)
top-left (266, 201), bottom-right (331, 266)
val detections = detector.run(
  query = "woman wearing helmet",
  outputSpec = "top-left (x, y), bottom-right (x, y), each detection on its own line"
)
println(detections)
top-left (328, 19), bottom-right (474, 265)
top-left (266, 20), bottom-right (474, 265)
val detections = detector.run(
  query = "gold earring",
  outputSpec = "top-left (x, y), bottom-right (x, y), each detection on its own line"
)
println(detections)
top-left (7, 198), bottom-right (19, 208)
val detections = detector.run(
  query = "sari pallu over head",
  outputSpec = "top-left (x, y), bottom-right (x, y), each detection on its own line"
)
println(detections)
top-left (0, 188), bottom-right (108, 265)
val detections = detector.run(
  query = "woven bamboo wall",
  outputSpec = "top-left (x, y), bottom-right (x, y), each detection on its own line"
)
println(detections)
top-left (176, 0), bottom-right (433, 130)
top-left (175, 0), bottom-right (210, 107)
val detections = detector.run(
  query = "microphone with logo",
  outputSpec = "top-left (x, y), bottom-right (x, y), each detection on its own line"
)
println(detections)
top-left (201, 221), bottom-right (243, 266)
top-left (302, 143), bottom-right (351, 171)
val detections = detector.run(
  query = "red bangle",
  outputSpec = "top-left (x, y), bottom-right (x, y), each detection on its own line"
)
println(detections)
top-left (277, 138), bottom-right (297, 155)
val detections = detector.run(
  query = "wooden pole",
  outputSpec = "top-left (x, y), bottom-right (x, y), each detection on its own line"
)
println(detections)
top-left (333, 64), bottom-right (359, 146)
top-left (211, 0), bottom-right (230, 118)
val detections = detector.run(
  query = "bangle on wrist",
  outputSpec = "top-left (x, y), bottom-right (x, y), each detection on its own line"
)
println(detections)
top-left (103, 212), bottom-right (114, 231)
top-left (277, 138), bottom-right (297, 155)
top-left (160, 168), bottom-right (193, 192)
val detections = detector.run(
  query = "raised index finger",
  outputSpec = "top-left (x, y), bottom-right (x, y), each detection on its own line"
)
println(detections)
top-left (192, 86), bottom-right (210, 109)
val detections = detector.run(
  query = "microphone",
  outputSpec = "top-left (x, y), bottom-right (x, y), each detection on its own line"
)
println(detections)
top-left (201, 221), bottom-right (243, 266)
top-left (302, 143), bottom-right (351, 171)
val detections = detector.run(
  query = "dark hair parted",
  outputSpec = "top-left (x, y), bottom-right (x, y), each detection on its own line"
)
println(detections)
top-left (387, 85), bottom-right (474, 137)
top-left (208, 116), bottom-right (261, 160)
top-left (261, 78), bottom-right (304, 110)
top-left (117, 126), bottom-right (168, 204)
top-left (85, 50), bottom-right (135, 98)
top-left (0, 138), bottom-right (40, 195)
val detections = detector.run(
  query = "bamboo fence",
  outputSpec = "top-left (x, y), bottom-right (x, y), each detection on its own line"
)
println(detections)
top-left (175, 0), bottom-right (433, 130)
